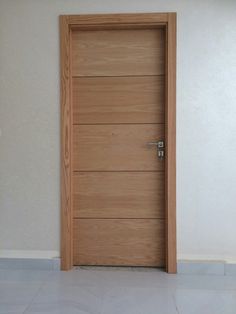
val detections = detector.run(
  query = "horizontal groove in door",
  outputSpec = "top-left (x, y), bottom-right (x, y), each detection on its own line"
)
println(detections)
top-left (72, 76), bottom-right (164, 124)
top-left (73, 170), bottom-right (165, 173)
top-left (75, 217), bottom-right (165, 220)
top-left (72, 74), bottom-right (165, 78)
top-left (71, 29), bottom-right (165, 76)
top-left (73, 123), bottom-right (165, 126)
top-left (73, 124), bottom-right (165, 171)
top-left (71, 24), bottom-right (166, 32)
top-left (73, 219), bottom-right (165, 266)
top-left (73, 172), bottom-right (165, 219)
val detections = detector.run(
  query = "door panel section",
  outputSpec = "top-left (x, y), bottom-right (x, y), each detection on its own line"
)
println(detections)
top-left (72, 76), bottom-right (164, 124)
top-left (73, 218), bottom-right (165, 266)
top-left (73, 172), bottom-right (164, 218)
top-left (71, 29), bottom-right (165, 77)
top-left (73, 124), bottom-right (165, 171)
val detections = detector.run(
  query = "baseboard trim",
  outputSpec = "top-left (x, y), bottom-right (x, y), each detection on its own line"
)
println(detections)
top-left (0, 257), bottom-right (60, 271)
top-left (177, 260), bottom-right (236, 275)
top-left (0, 258), bottom-right (235, 274)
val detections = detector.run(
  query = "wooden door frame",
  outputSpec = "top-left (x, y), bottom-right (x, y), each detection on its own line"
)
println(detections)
top-left (60, 12), bottom-right (177, 273)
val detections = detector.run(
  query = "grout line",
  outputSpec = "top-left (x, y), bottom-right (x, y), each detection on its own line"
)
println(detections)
top-left (22, 276), bottom-right (52, 314)
top-left (172, 293), bottom-right (180, 314)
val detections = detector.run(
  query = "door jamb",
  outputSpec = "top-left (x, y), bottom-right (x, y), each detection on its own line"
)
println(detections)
top-left (60, 12), bottom-right (177, 273)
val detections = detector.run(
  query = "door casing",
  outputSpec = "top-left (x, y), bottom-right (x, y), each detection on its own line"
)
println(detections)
top-left (60, 12), bottom-right (177, 273)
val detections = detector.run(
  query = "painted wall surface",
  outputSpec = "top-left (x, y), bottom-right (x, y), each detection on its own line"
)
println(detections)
top-left (0, 0), bottom-right (236, 262)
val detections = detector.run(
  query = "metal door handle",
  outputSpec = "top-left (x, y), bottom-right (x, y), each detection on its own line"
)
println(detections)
top-left (147, 142), bottom-right (159, 146)
top-left (147, 140), bottom-right (165, 160)
top-left (147, 140), bottom-right (164, 148)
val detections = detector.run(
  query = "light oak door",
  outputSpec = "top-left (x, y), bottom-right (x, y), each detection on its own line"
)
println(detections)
top-left (71, 28), bottom-right (166, 266)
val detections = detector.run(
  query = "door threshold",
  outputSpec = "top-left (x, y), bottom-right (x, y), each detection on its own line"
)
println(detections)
top-left (74, 266), bottom-right (165, 272)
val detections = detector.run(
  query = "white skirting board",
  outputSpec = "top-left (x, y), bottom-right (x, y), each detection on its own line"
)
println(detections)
top-left (0, 255), bottom-right (235, 274)
top-left (177, 260), bottom-right (236, 276)
top-left (0, 250), bottom-right (60, 270)
top-left (0, 258), bottom-right (60, 271)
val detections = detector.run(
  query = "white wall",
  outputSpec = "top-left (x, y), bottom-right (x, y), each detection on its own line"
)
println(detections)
top-left (0, 0), bottom-right (236, 262)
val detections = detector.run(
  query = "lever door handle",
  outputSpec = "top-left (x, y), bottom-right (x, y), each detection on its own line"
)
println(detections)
top-left (147, 142), bottom-right (159, 146)
top-left (147, 140), bottom-right (165, 160)
top-left (147, 140), bottom-right (164, 148)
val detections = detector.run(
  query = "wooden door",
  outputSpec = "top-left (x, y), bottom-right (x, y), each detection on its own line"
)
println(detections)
top-left (61, 13), bottom-right (176, 272)
top-left (72, 28), bottom-right (165, 266)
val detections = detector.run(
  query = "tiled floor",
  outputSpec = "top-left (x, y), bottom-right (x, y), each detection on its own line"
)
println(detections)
top-left (0, 267), bottom-right (236, 314)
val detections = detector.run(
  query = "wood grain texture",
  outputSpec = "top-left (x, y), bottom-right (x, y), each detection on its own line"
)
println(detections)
top-left (72, 76), bottom-right (164, 124)
top-left (73, 124), bottom-right (165, 171)
top-left (60, 16), bottom-right (72, 270)
top-left (73, 172), bottom-right (164, 218)
top-left (61, 13), bottom-right (176, 273)
top-left (66, 13), bottom-right (169, 26)
top-left (73, 219), bottom-right (165, 266)
top-left (71, 29), bottom-right (165, 76)
top-left (165, 13), bottom-right (177, 273)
